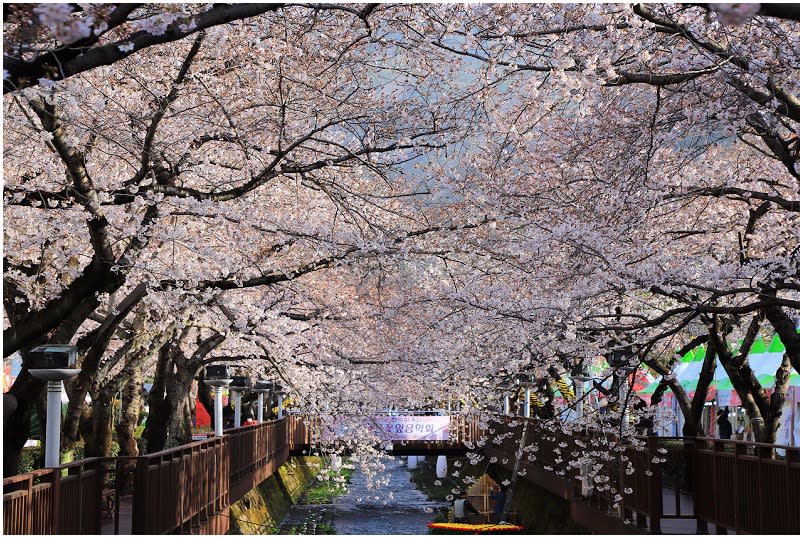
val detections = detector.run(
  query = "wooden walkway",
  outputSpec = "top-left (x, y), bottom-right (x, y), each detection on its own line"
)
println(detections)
top-left (660, 487), bottom-right (724, 534)
top-left (485, 418), bottom-right (798, 534)
top-left (99, 496), bottom-right (132, 535)
top-left (6, 416), bottom-right (798, 535)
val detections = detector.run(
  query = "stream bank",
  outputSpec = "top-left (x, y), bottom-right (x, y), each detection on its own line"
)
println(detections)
top-left (228, 456), bottom-right (321, 534)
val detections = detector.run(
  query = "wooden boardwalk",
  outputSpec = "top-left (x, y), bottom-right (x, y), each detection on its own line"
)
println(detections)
top-left (660, 487), bottom-right (725, 534)
top-left (100, 496), bottom-right (132, 535)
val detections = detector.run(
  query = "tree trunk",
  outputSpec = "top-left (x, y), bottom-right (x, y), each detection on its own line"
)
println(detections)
top-left (141, 345), bottom-right (172, 454)
top-left (115, 365), bottom-right (144, 494)
top-left (165, 368), bottom-right (197, 447)
top-left (3, 371), bottom-right (41, 477)
top-left (117, 365), bottom-right (144, 458)
top-left (762, 295), bottom-right (800, 373)
top-left (86, 388), bottom-right (114, 457)
top-left (683, 346), bottom-right (717, 437)
top-left (762, 353), bottom-right (792, 445)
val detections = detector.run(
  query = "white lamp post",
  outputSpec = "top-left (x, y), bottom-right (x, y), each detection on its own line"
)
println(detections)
top-left (229, 375), bottom-right (252, 428)
top-left (253, 380), bottom-right (273, 424)
top-left (573, 372), bottom-right (594, 496)
top-left (503, 393), bottom-right (511, 415)
top-left (272, 384), bottom-right (287, 419)
top-left (28, 345), bottom-right (80, 468)
top-left (204, 365), bottom-right (233, 437)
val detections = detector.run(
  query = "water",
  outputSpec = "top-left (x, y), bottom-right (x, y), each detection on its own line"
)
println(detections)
top-left (279, 457), bottom-right (448, 535)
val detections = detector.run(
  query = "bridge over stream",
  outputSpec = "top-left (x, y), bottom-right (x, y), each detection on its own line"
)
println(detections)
top-left (4, 415), bottom-right (799, 534)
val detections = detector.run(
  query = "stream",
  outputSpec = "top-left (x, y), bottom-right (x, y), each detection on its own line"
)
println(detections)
top-left (278, 456), bottom-right (448, 535)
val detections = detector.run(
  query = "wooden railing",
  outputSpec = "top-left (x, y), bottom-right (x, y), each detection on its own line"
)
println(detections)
top-left (131, 435), bottom-right (229, 534)
top-left (3, 418), bottom-right (292, 535)
top-left (287, 414), bottom-right (315, 449)
top-left (3, 459), bottom-right (104, 534)
top-left (485, 417), bottom-right (800, 534)
top-left (688, 437), bottom-right (800, 534)
top-left (228, 419), bottom-right (288, 502)
top-left (16, 415), bottom-right (797, 535)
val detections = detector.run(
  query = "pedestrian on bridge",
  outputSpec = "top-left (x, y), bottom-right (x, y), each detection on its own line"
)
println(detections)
top-left (717, 408), bottom-right (733, 440)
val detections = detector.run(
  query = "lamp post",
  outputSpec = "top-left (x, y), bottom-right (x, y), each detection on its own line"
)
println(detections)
top-left (573, 370), bottom-right (594, 496)
top-left (229, 375), bottom-right (252, 428)
top-left (28, 345), bottom-right (80, 468)
top-left (275, 384), bottom-right (286, 419)
top-left (253, 381), bottom-right (273, 424)
top-left (608, 346), bottom-right (636, 430)
top-left (205, 365), bottom-right (233, 437)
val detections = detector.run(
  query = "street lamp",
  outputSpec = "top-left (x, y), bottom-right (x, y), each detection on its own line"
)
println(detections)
top-left (253, 380), bottom-right (273, 424)
top-left (274, 385), bottom-right (287, 419)
top-left (514, 373), bottom-right (533, 418)
top-left (229, 375), bottom-right (252, 428)
top-left (205, 365), bottom-right (233, 437)
top-left (28, 345), bottom-right (80, 468)
top-left (572, 368), bottom-right (597, 497)
top-left (607, 345), bottom-right (636, 428)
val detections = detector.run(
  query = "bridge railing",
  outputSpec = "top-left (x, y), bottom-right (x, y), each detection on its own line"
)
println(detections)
top-left (685, 436), bottom-right (800, 534)
top-left (3, 418), bottom-right (300, 535)
top-left (2, 458), bottom-right (104, 534)
top-left (485, 416), bottom-right (800, 534)
top-left (227, 419), bottom-right (288, 501)
top-left (130, 435), bottom-right (229, 534)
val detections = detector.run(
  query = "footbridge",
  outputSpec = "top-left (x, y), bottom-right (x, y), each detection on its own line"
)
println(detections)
top-left (2, 415), bottom-right (476, 535)
top-left (4, 415), bottom-right (798, 534)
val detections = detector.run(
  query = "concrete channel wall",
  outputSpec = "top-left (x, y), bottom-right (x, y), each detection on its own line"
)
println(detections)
top-left (229, 456), bottom-right (320, 534)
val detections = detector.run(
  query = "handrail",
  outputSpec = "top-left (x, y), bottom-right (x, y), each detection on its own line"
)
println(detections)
top-left (6, 415), bottom-right (797, 535)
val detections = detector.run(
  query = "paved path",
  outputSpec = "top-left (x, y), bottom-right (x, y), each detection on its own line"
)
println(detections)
top-left (659, 486), bottom-right (728, 534)
top-left (100, 495), bottom-right (132, 535)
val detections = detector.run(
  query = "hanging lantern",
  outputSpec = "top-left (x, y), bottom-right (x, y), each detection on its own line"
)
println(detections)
top-left (436, 455), bottom-right (447, 478)
top-left (408, 455), bottom-right (417, 469)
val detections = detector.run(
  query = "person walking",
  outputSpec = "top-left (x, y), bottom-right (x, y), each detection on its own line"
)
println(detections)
top-left (717, 408), bottom-right (733, 440)
top-left (489, 484), bottom-right (506, 523)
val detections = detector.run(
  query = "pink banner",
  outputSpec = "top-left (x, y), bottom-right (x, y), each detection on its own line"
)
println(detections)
top-left (373, 416), bottom-right (450, 441)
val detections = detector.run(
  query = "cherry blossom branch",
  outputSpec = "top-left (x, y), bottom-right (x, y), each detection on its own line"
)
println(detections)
top-left (3, 4), bottom-right (285, 94)
top-left (676, 186), bottom-right (799, 211)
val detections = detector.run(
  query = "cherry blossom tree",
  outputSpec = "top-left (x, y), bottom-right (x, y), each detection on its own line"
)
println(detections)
top-left (3, 3), bottom-right (799, 497)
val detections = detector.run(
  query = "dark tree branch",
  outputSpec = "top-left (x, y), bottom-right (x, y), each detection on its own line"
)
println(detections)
top-left (4, 4), bottom-right (284, 93)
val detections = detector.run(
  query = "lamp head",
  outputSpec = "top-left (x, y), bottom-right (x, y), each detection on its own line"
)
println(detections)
top-left (28, 345), bottom-right (80, 381)
top-left (230, 375), bottom-right (252, 391)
